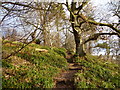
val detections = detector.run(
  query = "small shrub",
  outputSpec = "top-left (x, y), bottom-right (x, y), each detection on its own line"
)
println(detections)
top-left (52, 47), bottom-right (67, 57)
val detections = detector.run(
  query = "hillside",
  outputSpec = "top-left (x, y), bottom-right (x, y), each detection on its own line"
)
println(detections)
top-left (74, 55), bottom-right (120, 88)
top-left (2, 40), bottom-right (120, 88)
top-left (2, 40), bottom-right (68, 88)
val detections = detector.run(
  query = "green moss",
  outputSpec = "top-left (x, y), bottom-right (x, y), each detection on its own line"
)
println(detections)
top-left (2, 42), bottom-right (68, 88)
top-left (52, 47), bottom-right (67, 57)
top-left (74, 54), bottom-right (120, 88)
top-left (2, 59), bottom-right (13, 68)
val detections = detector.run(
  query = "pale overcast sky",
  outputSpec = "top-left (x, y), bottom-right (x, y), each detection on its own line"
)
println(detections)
top-left (91, 0), bottom-right (110, 5)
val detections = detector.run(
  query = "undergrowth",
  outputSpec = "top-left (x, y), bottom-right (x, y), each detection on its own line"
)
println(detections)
top-left (2, 41), bottom-right (68, 88)
top-left (74, 54), bottom-right (120, 88)
top-left (2, 40), bottom-right (120, 88)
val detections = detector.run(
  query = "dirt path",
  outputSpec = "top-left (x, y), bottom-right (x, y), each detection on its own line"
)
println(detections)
top-left (54, 63), bottom-right (82, 88)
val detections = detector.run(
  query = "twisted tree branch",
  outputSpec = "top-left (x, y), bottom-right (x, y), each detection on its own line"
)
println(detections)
top-left (83, 33), bottom-right (120, 44)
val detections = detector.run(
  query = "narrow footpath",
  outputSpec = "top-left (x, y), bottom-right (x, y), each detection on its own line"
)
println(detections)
top-left (54, 54), bottom-right (82, 88)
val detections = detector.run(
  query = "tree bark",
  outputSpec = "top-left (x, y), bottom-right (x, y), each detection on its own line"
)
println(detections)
top-left (72, 23), bottom-right (86, 57)
top-left (74, 33), bottom-right (86, 57)
top-left (70, 1), bottom-right (86, 57)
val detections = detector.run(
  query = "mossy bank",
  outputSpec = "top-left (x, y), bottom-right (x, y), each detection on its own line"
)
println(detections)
top-left (2, 41), bottom-right (68, 88)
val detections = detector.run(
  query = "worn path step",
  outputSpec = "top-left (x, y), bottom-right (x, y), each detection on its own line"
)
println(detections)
top-left (54, 62), bottom-right (82, 88)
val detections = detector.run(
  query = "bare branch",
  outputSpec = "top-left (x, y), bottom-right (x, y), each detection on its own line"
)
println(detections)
top-left (76, 1), bottom-right (89, 15)
top-left (77, 14), bottom-right (120, 35)
top-left (83, 33), bottom-right (120, 44)
top-left (25, 21), bottom-right (43, 30)
top-left (88, 20), bottom-right (120, 34)
top-left (0, 4), bottom-right (15, 24)
top-left (1, 2), bottom-right (44, 10)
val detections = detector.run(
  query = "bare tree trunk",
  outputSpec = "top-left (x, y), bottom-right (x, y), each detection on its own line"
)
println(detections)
top-left (43, 28), bottom-right (47, 46)
top-left (74, 33), bottom-right (86, 57)
top-left (70, 1), bottom-right (86, 57)
top-left (72, 24), bottom-right (86, 57)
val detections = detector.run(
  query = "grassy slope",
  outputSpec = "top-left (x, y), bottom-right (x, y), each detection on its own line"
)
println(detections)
top-left (2, 41), bottom-right (68, 88)
top-left (74, 55), bottom-right (120, 88)
top-left (2, 40), bottom-right (120, 88)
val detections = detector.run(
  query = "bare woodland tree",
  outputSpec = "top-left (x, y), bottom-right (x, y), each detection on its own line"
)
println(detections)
top-left (62, 0), bottom-right (119, 57)
top-left (1, 0), bottom-right (120, 59)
